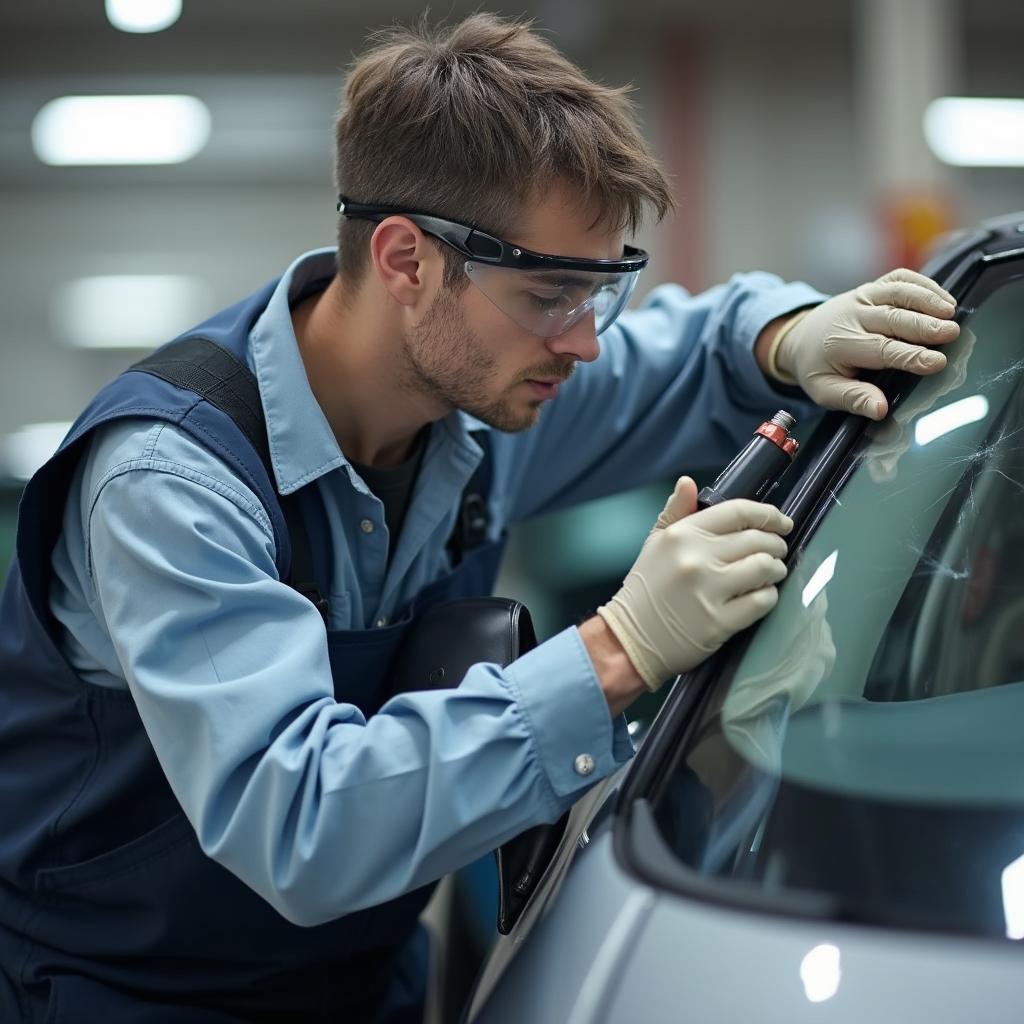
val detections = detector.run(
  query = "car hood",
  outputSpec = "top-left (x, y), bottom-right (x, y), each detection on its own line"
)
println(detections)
top-left (470, 826), bottom-right (1024, 1024)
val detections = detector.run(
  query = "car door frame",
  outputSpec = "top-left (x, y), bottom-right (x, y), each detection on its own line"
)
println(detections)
top-left (613, 214), bottom-right (1024, 916)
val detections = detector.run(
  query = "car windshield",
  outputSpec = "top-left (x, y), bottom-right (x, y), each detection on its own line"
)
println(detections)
top-left (652, 271), bottom-right (1024, 939)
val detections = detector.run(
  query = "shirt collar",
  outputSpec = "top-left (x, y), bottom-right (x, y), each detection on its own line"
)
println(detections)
top-left (248, 247), bottom-right (490, 496)
top-left (248, 248), bottom-right (344, 495)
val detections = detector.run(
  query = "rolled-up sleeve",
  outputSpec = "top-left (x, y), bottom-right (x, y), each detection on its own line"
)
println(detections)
top-left (87, 464), bottom-right (630, 927)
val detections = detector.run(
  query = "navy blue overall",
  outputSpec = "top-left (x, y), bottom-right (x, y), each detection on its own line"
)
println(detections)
top-left (0, 281), bottom-right (504, 1022)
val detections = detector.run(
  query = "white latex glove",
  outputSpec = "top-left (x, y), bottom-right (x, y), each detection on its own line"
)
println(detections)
top-left (597, 477), bottom-right (793, 691)
top-left (772, 268), bottom-right (961, 421)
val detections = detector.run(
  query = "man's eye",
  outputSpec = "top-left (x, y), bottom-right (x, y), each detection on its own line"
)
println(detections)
top-left (528, 293), bottom-right (564, 311)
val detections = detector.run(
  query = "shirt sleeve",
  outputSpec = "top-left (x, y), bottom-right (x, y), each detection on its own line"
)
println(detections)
top-left (86, 458), bottom-right (632, 927)
top-left (502, 273), bottom-right (827, 522)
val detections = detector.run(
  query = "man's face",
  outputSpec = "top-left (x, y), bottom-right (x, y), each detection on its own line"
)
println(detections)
top-left (399, 185), bottom-right (625, 432)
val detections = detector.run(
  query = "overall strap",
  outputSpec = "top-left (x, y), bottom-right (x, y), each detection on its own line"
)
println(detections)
top-left (129, 338), bottom-right (320, 603)
top-left (447, 432), bottom-right (493, 567)
top-left (130, 338), bottom-right (272, 476)
top-left (130, 338), bottom-right (495, 620)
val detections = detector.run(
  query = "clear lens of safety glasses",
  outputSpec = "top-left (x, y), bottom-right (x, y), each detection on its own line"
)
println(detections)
top-left (464, 262), bottom-right (640, 339)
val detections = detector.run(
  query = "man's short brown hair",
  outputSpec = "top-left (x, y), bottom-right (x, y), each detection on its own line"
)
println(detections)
top-left (334, 13), bottom-right (674, 288)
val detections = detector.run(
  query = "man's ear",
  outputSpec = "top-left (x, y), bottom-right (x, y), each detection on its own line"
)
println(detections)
top-left (369, 217), bottom-right (441, 309)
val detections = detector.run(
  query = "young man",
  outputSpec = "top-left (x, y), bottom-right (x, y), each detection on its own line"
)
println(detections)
top-left (0, 13), bottom-right (959, 1023)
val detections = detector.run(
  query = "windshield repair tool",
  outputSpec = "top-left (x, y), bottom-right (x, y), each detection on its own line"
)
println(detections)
top-left (697, 411), bottom-right (800, 509)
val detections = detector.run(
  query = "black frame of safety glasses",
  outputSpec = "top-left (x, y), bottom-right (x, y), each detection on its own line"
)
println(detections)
top-left (336, 195), bottom-right (649, 274)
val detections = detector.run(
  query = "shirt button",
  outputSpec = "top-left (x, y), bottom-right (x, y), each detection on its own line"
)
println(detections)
top-left (359, 519), bottom-right (374, 534)
top-left (574, 754), bottom-right (596, 777)
top-left (375, 616), bottom-right (388, 628)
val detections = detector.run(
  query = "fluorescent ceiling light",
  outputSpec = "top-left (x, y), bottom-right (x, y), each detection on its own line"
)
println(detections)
top-left (2, 423), bottom-right (74, 482)
top-left (105, 0), bottom-right (182, 34)
top-left (52, 275), bottom-right (213, 349)
top-left (924, 98), bottom-right (1024, 167)
top-left (32, 95), bottom-right (210, 166)
top-left (914, 394), bottom-right (989, 446)
top-left (802, 550), bottom-right (838, 608)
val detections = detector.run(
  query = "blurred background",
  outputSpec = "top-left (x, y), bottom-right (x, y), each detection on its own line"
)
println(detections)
top-left (4, 0), bottom-right (1024, 679)
top-left (2, 0), bottom-right (1024, 694)
top-left (1, 0), bottom-right (1022, 1013)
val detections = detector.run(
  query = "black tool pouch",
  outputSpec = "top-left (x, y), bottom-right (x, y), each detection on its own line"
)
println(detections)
top-left (389, 597), bottom-right (570, 935)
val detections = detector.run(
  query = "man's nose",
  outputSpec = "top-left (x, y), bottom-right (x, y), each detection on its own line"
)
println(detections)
top-left (545, 311), bottom-right (599, 363)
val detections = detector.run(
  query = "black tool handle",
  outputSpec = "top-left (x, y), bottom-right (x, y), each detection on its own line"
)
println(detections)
top-left (697, 410), bottom-right (798, 510)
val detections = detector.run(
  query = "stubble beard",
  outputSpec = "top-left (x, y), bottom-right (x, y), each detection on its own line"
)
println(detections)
top-left (399, 287), bottom-right (552, 433)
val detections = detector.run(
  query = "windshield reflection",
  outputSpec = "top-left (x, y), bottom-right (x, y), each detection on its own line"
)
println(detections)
top-left (656, 273), bottom-right (1024, 938)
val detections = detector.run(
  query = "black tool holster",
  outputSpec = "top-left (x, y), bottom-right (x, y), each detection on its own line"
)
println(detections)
top-left (389, 597), bottom-right (570, 934)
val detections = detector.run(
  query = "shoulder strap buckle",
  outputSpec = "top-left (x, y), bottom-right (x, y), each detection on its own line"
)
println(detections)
top-left (447, 434), bottom-right (493, 566)
top-left (459, 492), bottom-right (488, 549)
top-left (292, 582), bottom-right (330, 625)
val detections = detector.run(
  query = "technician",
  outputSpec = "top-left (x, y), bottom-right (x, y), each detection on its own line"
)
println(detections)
top-left (0, 13), bottom-right (960, 1023)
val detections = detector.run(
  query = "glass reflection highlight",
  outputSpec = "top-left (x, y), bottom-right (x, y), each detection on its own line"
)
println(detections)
top-left (799, 943), bottom-right (841, 1003)
top-left (914, 395), bottom-right (989, 446)
top-left (801, 550), bottom-right (838, 608)
top-left (1001, 853), bottom-right (1024, 939)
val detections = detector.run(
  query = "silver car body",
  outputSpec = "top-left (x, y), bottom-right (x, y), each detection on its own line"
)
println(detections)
top-left (468, 212), bottom-right (1024, 1023)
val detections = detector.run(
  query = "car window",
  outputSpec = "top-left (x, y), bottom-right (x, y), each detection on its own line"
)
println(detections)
top-left (649, 269), bottom-right (1024, 938)
top-left (0, 484), bottom-right (21, 576)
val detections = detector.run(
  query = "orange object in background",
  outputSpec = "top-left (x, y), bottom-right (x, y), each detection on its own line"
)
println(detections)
top-left (880, 190), bottom-right (959, 270)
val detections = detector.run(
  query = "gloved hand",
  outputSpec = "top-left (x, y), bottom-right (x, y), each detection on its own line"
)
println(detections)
top-left (597, 477), bottom-right (792, 692)
top-left (770, 268), bottom-right (961, 420)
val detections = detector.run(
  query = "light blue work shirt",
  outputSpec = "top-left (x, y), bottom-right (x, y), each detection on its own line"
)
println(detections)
top-left (48, 248), bottom-right (823, 926)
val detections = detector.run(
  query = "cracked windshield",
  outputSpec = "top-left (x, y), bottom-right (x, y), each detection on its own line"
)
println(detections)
top-left (656, 273), bottom-right (1024, 938)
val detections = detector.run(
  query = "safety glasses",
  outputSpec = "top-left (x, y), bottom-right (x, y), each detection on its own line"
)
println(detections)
top-left (337, 196), bottom-right (648, 338)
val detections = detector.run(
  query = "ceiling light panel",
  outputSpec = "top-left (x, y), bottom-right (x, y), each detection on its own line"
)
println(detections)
top-left (105, 0), bottom-right (182, 34)
top-left (31, 94), bottom-right (210, 166)
top-left (52, 274), bottom-right (214, 349)
top-left (924, 97), bottom-right (1024, 167)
